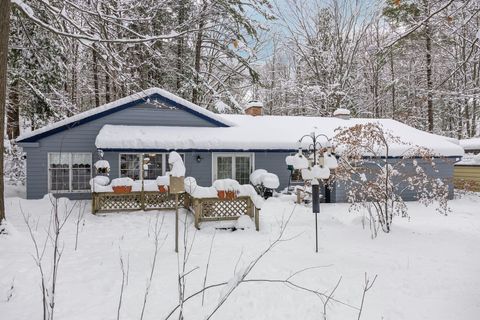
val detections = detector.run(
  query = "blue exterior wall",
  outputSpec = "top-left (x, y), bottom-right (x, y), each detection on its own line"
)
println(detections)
top-left (21, 102), bottom-right (217, 199)
top-left (19, 98), bottom-right (457, 202)
top-left (333, 158), bottom-right (456, 202)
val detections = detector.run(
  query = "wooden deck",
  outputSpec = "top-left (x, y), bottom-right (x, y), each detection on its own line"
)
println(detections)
top-left (92, 191), bottom-right (186, 213)
top-left (91, 191), bottom-right (260, 230)
top-left (189, 196), bottom-right (260, 231)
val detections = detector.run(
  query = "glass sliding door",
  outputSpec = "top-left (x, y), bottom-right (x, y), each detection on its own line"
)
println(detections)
top-left (235, 156), bottom-right (251, 185)
top-left (216, 156), bottom-right (233, 180)
top-left (213, 153), bottom-right (253, 184)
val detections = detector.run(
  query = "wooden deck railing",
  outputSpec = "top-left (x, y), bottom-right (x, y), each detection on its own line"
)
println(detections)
top-left (189, 196), bottom-right (260, 231)
top-left (92, 191), bottom-right (186, 213)
top-left (92, 191), bottom-right (260, 231)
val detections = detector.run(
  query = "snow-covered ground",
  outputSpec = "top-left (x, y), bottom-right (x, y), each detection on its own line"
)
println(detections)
top-left (1, 186), bottom-right (480, 320)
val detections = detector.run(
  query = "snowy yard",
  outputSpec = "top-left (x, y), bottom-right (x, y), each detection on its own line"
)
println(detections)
top-left (1, 186), bottom-right (480, 320)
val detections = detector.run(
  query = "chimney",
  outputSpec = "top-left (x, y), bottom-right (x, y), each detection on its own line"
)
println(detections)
top-left (333, 108), bottom-right (351, 120)
top-left (245, 100), bottom-right (263, 116)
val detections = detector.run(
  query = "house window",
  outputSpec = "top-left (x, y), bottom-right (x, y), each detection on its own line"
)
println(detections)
top-left (142, 153), bottom-right (163, 180)
top-left (48, 153), bottom-right (92, 192)
top-left (120, 154), bottom-right (141, 180)
top-left (119, 153), bottom-right (185, 180)
top-left (213, 153), bottom-right (254, 185)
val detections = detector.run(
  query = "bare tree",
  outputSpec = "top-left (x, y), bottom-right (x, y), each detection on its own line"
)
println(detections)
top-left (0, 0), bottom-right (11, 226)
top-left (334, 123), bottom-right (450, 235)
top-left (20, 196), bottom-right (75, 320)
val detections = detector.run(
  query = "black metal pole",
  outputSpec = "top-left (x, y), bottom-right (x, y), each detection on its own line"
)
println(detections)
top-left (311, 134), bottom-right (319, 253)
top-left (312, 183), bottom-right (320, 253)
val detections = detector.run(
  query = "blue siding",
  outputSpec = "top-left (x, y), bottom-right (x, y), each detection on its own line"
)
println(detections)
top-left (333, 158), bottom-right (455, 202)
top-left (254, 151), bottom-right (291, 190)
top-left (22, 103), bottom-right (217, 199)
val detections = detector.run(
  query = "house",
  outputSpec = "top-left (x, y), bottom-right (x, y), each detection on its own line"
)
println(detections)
top-left (16, 88), bottom-right (464, 202)
top-left (454, 138), bottom-right (480, 191)
top-left (460, 137), bottom-right (480, 154)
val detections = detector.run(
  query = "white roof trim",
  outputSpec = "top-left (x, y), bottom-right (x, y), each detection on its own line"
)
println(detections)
top-left (16, 87), bottom-right (235, 142)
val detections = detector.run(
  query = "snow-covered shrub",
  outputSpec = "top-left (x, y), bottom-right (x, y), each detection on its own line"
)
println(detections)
top-left (334, 123), bottom-right (450, 236)
top-left (94, 160), bottom-right (110, 174)
top-left (4, 140), bottom-right (26, 185)
top-left (89, 176), bottom-right (110, 186)
top-left (249, 169), bottom-right (279, 199)
top-left (168, 151), bottom-right (186, 177)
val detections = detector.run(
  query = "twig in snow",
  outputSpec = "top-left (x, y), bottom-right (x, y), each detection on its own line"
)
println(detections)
top-left (357, 273), bottom-right (377, 320)
top-left (116, 250), bottom-right (129, 320)
top-left (74, 202), bottom-right (86, 251)
top-left (140, 214), bottom-right (166, 320)
top-left (202, 230), bottom-right (216, 306)
top-left (323, 276), bottom-right (342, 320)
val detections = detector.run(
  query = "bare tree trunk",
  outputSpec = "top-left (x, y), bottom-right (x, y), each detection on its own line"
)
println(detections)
top-left (7, 79), bottom-right (19, 140)
top-left (423, 0), bottom-right (434, 132)
top-left (92, 47), bottom-right (100, 107)
top-left (472, 61), bottom-right (478, 137)
top-left (176, 0), bottom-right (187, 94)
top-left (105, 67), bottom-right (111, 103)
top-left (191, 2), bottom-right (207, 104)
top-left (0, 0), bottom-right (11, 224)
top-left (390, 50), bottom-right (396, 119)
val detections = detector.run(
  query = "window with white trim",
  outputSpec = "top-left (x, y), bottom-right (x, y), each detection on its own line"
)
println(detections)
top-left (213, 153), bottom-right (254, 185)
top-left (48, 153), bottom-right (92, 192)
top-left (119, 153), bottom-right (184, 180)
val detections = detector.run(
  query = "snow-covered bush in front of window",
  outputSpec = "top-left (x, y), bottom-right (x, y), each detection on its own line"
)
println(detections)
top-left (249, 169), bottom-right (279, 199)
top-left (90, 176), bottom-right (110, 186)
top-left (94, 160), bottom-right (110, 174)
top-left (168, 151), bottom-right (186, 177)
top-left (4, 140), bottom-right (26, 185)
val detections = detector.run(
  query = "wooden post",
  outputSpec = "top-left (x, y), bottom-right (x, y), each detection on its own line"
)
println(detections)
top-left (255, 208), bottom-right (260, 231)
top-left (296, 188), bottom-right (302, 204)
top-left (193, 199), bottom-right (200, 230)
top-left (140, 180), bottom-right (145, 211)
top-left (175, 193), bottom-right (179, 253)
top-left (91, 193), bottom-right (96, 214)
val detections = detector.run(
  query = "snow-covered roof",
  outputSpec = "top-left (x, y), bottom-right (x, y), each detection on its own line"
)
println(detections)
top-left (333, 108), bottom-right (351, 116)
top-left (456, 153), bottom-right (480, 166)
top-left (460, 137), bottom-right (480, 151)
top-left (95, 115), bottom-right (464, 157)
top-left (245, 101), bottom-right (263, 109)
top-left (16, 88), bottom-right (234, 142)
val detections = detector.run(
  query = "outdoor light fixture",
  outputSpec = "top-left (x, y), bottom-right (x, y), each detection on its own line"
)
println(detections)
top-left (196, 155), bottom-right (203, 163)
top-left (296, 132), bottom-right (337, 253)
